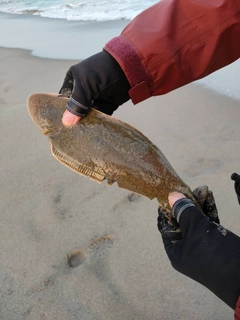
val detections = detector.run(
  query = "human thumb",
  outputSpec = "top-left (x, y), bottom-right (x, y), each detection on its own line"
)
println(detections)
top-left (62, 109), bottom-right (81, 126)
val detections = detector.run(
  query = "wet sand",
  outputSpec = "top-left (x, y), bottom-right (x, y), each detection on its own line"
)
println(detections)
top-left (0, 17), bottom-right (240, 320)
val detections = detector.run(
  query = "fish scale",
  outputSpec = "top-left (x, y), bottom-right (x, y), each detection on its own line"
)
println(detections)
top-left (27, 92), bottom-right (199, 213)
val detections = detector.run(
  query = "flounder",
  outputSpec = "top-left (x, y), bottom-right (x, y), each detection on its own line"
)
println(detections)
top-left (27, 93), bottom-right (198, 212)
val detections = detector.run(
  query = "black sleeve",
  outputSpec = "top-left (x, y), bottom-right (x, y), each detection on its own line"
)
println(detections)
top-left (165, 199), bottom-right (240, 309)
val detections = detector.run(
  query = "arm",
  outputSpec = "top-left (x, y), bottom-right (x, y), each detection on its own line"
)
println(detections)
top-left (158, 188), bottom-right (240, 316)
top-left (61, 0), bottom-right (240, 124)
top-left (105, 0), bottom-right (240, 102)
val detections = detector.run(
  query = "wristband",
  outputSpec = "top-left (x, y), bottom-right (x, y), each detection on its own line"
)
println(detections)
top-left (172, 198), bottom-right (196, 223)
top-left (67, 97), bottom-right (89, 117)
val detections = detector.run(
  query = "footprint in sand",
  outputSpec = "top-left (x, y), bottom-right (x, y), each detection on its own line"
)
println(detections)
top-left (0, 98), bottom-right (5, 105)
top-left (128, 192), bottom-right (141, 202)
top-left (112, 192), bottom-right (141, 211)
top-left (183, 157), bottom-right (222, 178)
top-left (68, 234), bottom-right (115, 268)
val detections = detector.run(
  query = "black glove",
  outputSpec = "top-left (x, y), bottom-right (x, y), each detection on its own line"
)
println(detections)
top-left (158, 186), bottom-right (240, 310)
top-left (59, 51), bottom-right (131, 117)
top-left (231, 173), bottom-right (240, 205)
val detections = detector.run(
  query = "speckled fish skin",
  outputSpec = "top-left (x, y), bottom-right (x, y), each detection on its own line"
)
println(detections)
top-left (27, 92), bottom-right (198, 211)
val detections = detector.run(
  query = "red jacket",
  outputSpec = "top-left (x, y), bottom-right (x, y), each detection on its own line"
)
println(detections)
top-left (104, 0), bottom-right (240, 104)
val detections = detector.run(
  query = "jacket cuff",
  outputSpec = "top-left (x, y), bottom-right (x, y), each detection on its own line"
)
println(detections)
top-left (67, 96), bottom-right (89, 117)
top-left (172, 198), bottom-right (196, 223)
top-left (104, 37), bottom-right (152, 104)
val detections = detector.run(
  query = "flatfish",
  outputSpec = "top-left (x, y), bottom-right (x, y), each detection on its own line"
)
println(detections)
top-left (27, 93), bottom-right (198, 212)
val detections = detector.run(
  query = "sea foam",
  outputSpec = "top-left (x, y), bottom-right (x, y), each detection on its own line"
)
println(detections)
top-left (0, 0), bottom-right (158, 21)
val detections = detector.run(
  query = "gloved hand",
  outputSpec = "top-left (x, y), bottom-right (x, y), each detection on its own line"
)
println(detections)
top-left (59, 51), bottom-right (131, 125)
top-left (231, 173), bottom-right (240, 205)
top-left (158, 186), bottom-right (240, 310)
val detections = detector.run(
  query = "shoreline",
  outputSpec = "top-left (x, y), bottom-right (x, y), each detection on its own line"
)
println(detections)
top-left (0, 12), bottom-right (129, 60)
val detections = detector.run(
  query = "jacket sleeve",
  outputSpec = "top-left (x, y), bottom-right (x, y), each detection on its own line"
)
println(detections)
top-left (104, 0), bottom-right (240, 104)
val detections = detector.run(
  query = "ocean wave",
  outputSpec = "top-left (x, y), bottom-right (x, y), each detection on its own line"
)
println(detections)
top-left (21, 9), bottom-right (43, 15)
top-left (0, 0), bottom-right (158, 21)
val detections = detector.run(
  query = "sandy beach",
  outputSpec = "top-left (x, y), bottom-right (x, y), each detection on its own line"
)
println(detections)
top-left (0, 12), bottom-right (240, 320)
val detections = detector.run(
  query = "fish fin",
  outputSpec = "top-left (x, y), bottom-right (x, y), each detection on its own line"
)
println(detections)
top-left (116, 180), bottom-right (155, 201)
top-left (51, 145), bottom-right (106, 183)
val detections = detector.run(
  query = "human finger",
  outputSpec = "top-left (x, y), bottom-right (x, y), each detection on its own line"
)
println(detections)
top-left (62, 109), bottom-right (81, 126)
top-left (168, 192), bottom-right (186, 208)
